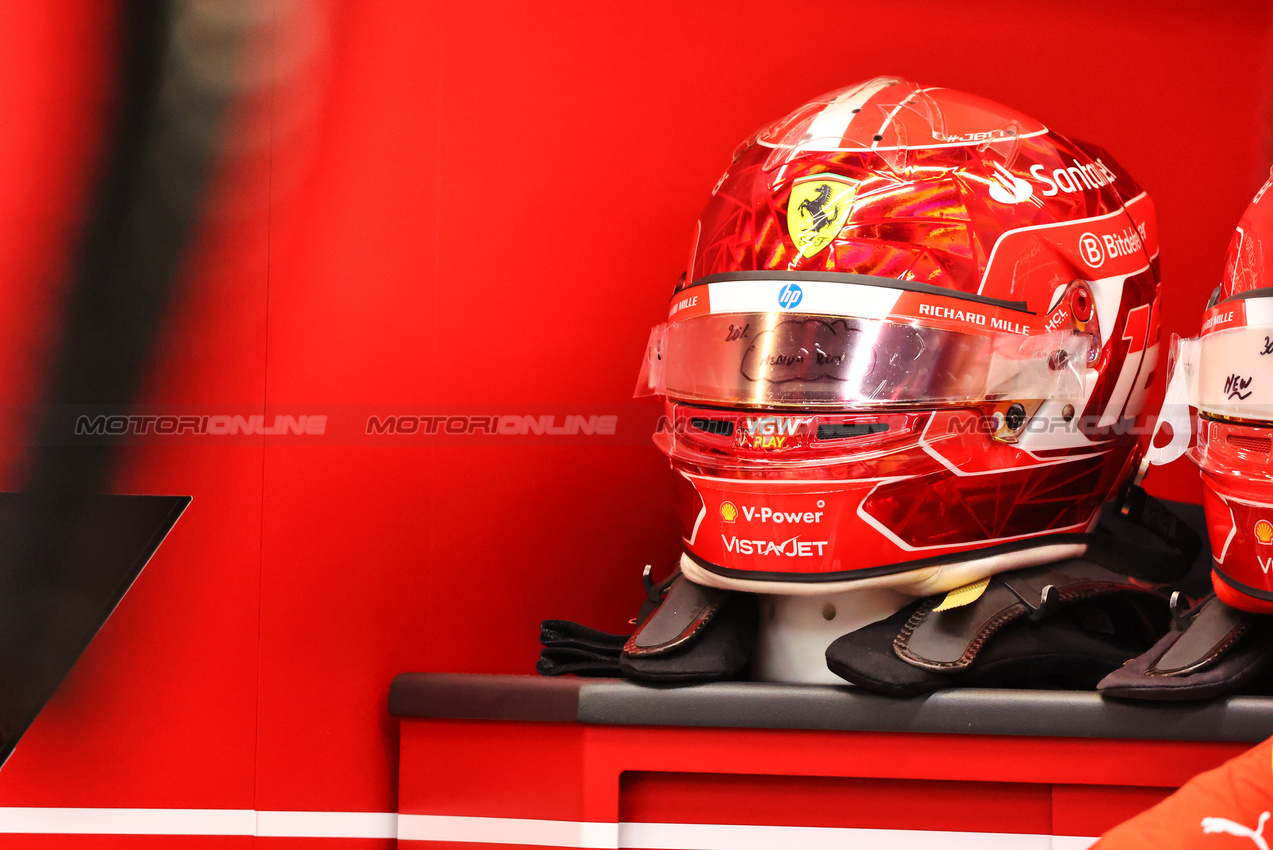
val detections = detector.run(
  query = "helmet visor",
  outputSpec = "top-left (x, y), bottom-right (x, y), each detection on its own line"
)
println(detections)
top-left (1173, 295), bottom-right (1273, 421)
top-left (638, 310), bottom-right (1087, 408)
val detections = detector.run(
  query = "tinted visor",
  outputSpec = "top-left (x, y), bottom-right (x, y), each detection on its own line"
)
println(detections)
top-left (639, 311), bottom-right (1087, 408)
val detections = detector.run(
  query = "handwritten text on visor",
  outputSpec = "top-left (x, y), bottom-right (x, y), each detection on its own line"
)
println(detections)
top-left (638, 312), bottom-right (1088, 408)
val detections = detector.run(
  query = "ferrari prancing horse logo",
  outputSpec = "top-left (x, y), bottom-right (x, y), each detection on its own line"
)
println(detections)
top-left (788, 175), bottom-right (857, 258)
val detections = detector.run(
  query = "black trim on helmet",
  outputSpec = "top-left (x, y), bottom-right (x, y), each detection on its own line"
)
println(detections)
top-left (684, 534), bottom-right (1094, 584)
top-left (685, 271), bottom-right (1034, 314)
top-left (1211, 563), bottom-right (1273, 602)
top-left (1219, 286), bottom-right (1273, 304)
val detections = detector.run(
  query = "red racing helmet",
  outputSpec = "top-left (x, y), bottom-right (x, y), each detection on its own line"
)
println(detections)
top-left (639, 77), bottom-right (1163, 595)
top-left (1163, 172), bottom-right (1273, 613)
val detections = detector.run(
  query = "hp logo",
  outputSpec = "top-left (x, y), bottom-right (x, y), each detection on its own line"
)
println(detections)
top-left (777, 283), bottom-right (803, 309)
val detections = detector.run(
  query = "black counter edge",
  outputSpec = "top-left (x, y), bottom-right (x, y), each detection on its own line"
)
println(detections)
top-left (390, 674), bottom-right (1273, 743)
top-left (389, 672), bottom-right (583, 722)
top-left (577, 682), bottom-right (1273, 743)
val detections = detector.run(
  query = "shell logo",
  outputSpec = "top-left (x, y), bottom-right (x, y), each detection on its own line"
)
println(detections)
top-left (719, 501), bottom-right (738, 523)
top-left (1256, 519), bottom-right (1273, 545)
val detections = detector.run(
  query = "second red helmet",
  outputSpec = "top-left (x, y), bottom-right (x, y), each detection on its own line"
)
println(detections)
top-left (1162, 173), bottom-right (1273, 612)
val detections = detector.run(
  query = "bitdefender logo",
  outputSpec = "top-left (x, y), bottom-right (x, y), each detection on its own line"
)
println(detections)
top-left (1076, 223), bottom-right (1146, 269)
top-left (987, 162), bottom-right (1033, 204)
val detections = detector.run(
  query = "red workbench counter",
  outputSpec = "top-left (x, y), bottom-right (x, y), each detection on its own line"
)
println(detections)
top-left (389, 673), bottom-right (1273, 849)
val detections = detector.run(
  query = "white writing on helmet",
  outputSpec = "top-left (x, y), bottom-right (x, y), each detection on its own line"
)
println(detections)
top-left (1100, 225), bottom-right (1145, 261)
top-left (991, 317), bottom-right (1030, 333)
top-left (743, 416), bottom-right (812, 436)
top-left (722, 535), bottom-right (829, 557)
top-left (1076, 223), bottom-right (1146, 270)
top-left (737, 505), bottom-right (824, 524)
top-left (1201, 311), bottom-right (1235, 333)
top-left (1028, 158), bottom-right (1118, 196)
top-left (942, 129), bottom-right (1018, 143)
top-left (917, 304), bottom-right (1029, 333)
top-left (739, 416), bottom-right (813, 449)
top-left (918, 304), bottom-right (986, 325)
top-left (669, 294), bottom-right (699, 317)
top-left (1045, 302), bottom-right (1072, 333)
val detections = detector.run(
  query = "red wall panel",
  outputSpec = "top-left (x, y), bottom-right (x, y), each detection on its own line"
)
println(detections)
top-left (255, 0), bottom-right (1273, 814)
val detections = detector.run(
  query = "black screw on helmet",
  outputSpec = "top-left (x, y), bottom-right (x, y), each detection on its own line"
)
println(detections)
top-left (1005, 403), bottom-right (1027, 431)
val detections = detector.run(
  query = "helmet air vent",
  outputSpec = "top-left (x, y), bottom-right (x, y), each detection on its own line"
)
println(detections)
top-left (816, 422), bottom-right (890, 441)
top-left (1227, 434), bottom-right (1272, 454)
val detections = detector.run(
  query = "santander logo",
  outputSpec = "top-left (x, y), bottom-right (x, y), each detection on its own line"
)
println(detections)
top-left (988, 162), bottom-right (1033, 204)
